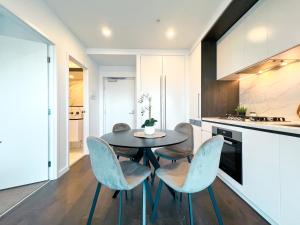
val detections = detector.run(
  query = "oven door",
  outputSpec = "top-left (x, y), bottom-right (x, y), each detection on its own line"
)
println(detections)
top-left (219, 137), bottom-right (242, 184)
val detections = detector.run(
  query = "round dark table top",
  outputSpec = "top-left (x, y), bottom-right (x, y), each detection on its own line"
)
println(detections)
top-left (101, 129), bottom-right (188, 148)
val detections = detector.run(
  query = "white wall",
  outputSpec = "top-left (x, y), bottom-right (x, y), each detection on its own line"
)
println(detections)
top-left (0, 0), bottom-right (99, 178)
top-left (98, 66), bottom-right (136, 135)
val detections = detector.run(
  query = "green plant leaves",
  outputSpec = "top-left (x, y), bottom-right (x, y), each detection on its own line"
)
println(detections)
top-left (141, 118), bottom-right (158, 128)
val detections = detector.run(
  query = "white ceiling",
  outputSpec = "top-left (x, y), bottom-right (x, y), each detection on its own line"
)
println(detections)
top-left (45, 0), bottom-right (228, 49)
top-left (90, 54), bottom-right (136, 66)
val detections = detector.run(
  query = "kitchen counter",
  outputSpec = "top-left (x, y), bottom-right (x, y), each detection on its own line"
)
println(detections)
top-left (202, 117), bottom-right (300, 137)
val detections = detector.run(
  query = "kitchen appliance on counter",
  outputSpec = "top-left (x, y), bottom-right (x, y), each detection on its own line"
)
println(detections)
top-left (212, 126), bottom-right (243, 185)
top-left (69, 106), bottom-right (84, 145)
top-left (220, 114), bottom-right (286, 122)
top-left (69, 106), bottom-right (84, 120)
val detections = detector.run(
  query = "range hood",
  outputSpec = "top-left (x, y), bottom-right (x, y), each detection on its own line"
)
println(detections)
top-left (224, 44), bottom-right (300, 80)
top-left (236, 58), bottom-right (300, 75)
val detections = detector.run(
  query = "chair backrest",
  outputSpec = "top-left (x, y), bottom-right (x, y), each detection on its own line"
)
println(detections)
top-left (168, 122), bottom-right (194, 152)
top-left (87, 136), bottom-right (128, 190)
top-left (182, 135), bottom-right (224, 193)
top-left (113, 123), bottom-right (131, 132)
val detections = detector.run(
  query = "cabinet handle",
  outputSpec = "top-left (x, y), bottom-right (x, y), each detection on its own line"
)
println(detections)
top-left (160, 75), bottom-right (163, 129)
top-left (197, 93), bottom-right (200, 118)
top-left (164, 75), bottom-right (167, 130)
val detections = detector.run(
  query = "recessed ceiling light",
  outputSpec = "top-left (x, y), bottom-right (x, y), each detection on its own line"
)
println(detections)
top-left (166, 28), bottom-right (175, 39)
top-left (102, 27), bottom-right (112, 37)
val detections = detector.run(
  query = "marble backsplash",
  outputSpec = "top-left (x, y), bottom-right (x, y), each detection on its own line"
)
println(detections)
top-left (240, 61), bottom-right (300, 121)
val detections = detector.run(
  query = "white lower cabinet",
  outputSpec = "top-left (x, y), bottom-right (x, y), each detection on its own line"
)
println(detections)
top-left (201, 130), bottom-right (212, 145)
top-left (202, 121), bottom-right (300, 224)
top-left (192, 125), bottom-right (202, 153)
top-left (279, 135), bottom-right (300, 225)
top-left (243, 130), bottom-right (280, 224)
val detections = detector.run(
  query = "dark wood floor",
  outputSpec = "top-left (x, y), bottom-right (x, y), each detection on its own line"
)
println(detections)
top-left (0, 156), bottom-right (269, 225)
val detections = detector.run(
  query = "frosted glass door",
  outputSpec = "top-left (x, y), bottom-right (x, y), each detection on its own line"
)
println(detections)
top-left (0, 35), bottom-right (49, 190)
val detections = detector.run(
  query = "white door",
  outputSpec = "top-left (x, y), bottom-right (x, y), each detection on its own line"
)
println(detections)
top-left (140, 56), bottom-right (163, 129)
top-left (104, 78), bottom-right (135, 133)
top-left (163, 56), bottom-right (186, 129)
top-left (0, 35), bottom-right (49, 190)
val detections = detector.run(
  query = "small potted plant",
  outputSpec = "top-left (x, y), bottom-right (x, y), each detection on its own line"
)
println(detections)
top-left (235, 105), bottom-right (247, 117)
top-left (138, 93), bottom-right (157, 135)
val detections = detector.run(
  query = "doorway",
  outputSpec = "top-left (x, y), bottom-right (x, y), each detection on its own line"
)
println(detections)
top-left (68, 59), bottom-right (86, 165)
top-left (103, 77), bottom-right (136, 133)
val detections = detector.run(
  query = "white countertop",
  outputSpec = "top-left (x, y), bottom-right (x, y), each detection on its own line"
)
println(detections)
top-left (201, 117), bottom-right (300, 136)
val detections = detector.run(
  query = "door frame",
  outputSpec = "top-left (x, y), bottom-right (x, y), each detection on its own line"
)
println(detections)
top-left (103, 77), bottom-right (136, 133)
top-left (66, 55), bottom-right (90, 168)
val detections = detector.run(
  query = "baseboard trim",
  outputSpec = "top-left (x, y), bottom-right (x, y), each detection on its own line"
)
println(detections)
top-left (58, 166), bottom-right (69, 177)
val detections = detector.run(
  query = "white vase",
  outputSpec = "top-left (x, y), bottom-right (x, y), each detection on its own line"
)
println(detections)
top-left (144, 126), bottom-right (155, 135)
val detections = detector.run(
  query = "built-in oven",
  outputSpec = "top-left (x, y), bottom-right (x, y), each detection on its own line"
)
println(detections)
top-left (212, 126), bottom-right (243, 185)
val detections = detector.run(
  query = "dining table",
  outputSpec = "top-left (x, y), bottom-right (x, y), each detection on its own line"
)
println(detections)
top-left (101, 128), bottom-right (188, 198)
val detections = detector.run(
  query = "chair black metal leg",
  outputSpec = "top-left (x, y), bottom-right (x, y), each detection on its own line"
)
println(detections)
top-left (150, 180), bottom-right (163, 222)
top-left (187, 156), bottom-right (191, 163)
top-left (208, 186), bottom-right (224, 225)
top-left (188, 193), bottom-right (194, 225)
top-left (151, 172), bottom-right (156, 186)
top-left (157, 156), bottom-right (160, 162)
top-left (87, 183), bottom-right (101, 225)
top-left (144, 179), bottom-right (153, 205)
top-left (118, 191), bottom-right (123, 225)
top-left (142, 181), bottom-right (147, 225)
top-left (125, 191), bottom-right (128, 200)
top-left (117, 155), bottom-right (120, 160)
top-left (113, 190), bottom-right (120, 198)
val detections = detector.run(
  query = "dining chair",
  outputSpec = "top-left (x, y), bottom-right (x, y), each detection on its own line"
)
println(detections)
top-left (155, 122), bottom-right (194, 163)
top-left (151, 135), bottom-right (224, 225)
top-left (86, 137), bottom-right (152, 225)
top-left (112, 123), bottom-right (139, 160)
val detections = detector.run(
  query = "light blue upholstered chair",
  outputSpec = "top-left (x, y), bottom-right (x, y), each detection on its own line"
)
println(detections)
top-left (86, 137), bottom-right (151, 225)
top-left (112, 123), bottom-right (139, 160)
top-left (155, 123), bottom-right (194, 163)
top-left (151, 135), bottom-right (224, 225)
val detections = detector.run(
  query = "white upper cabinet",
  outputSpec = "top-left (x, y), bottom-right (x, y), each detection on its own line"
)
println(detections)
top-left (217, 0), bottom-right (300, 80)
top-left (243, 1), bottom-right (268, 68)
top-left (266, 0), bottom-right (300, 57)
top-left (217, 21), bottom-right (245, 80)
